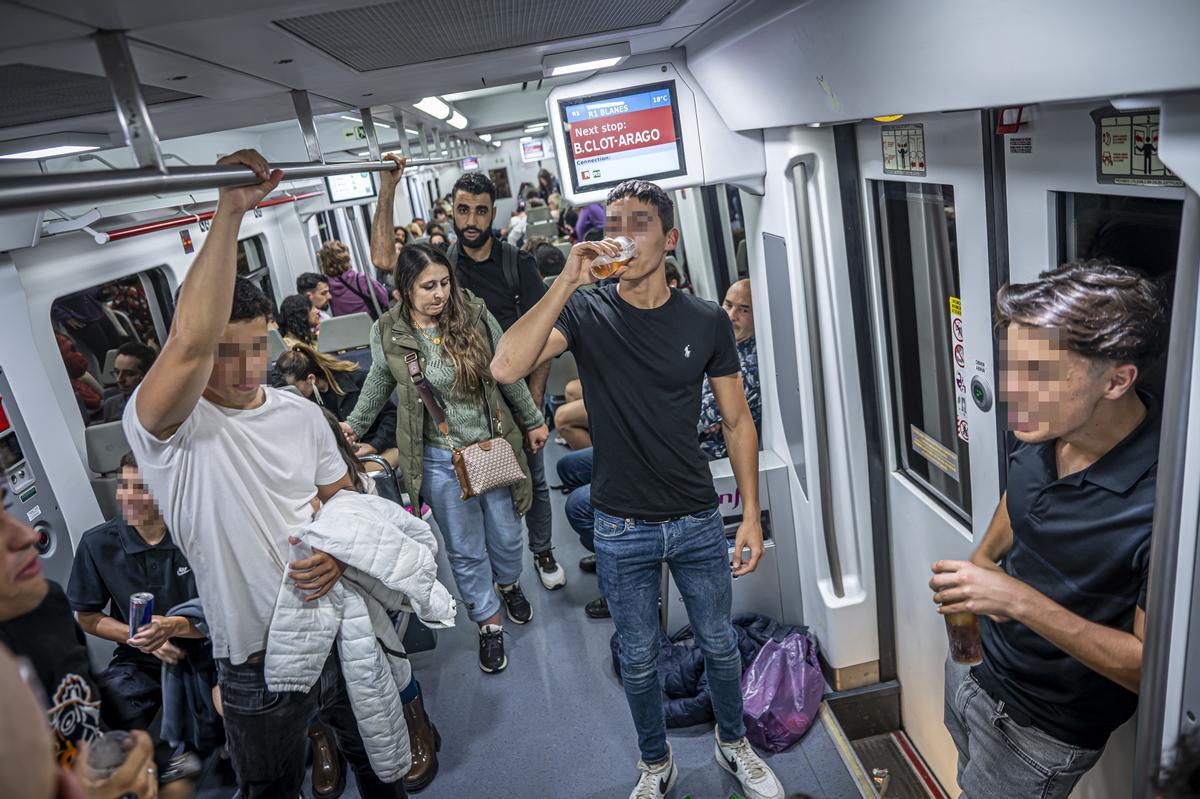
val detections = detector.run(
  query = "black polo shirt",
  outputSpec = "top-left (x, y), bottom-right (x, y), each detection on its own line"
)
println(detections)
top-left (67, 517), bottom-right (198, 670)
top-left (973, 390), bottom-right (1159, 750)
top-left (452, 239), bottom-right (547, 330)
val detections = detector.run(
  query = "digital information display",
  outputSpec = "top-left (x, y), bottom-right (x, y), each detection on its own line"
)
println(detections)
top-left (461, 156), bottom-right (480, 171)
top-left (324, 172), bottom-right (377, 203)
top-left (520, 138), bottom-right (548, 162)
top-left (560, 81), bottom-right (686, 194)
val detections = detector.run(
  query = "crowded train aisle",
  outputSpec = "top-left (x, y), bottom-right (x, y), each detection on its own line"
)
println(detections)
top-left (260, 438), bottom-right (861, 799)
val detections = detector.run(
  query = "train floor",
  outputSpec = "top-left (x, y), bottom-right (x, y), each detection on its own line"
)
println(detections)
top-left (202, 441), bottom-right (864, 798)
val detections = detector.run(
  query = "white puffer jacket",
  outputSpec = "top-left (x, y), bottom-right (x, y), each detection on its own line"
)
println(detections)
top-left (265, 492), bottom-right (456, 783)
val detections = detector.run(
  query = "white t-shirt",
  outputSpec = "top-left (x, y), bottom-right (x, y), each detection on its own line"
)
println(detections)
top-left (123, 386), bottom-right (347, 664)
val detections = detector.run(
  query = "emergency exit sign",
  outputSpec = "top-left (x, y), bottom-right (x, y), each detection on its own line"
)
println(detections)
top-left (343, 126), bottom-right (366, 141)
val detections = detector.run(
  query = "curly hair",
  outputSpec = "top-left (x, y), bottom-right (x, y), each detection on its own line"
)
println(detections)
top-left (277, 294), bottom-right (316, 345)
top-left (394, 243), bottom-right (492, 394)
top-left (317, 240), bottom-right (352, 278)
top-left (231, 277), bottom-right (273, 323)
top-left (995, 258), bottom-right (1170, 375)
top-left (452, 172), bottom-right (496, 205)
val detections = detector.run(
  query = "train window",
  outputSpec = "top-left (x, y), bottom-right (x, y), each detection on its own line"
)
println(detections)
top-left (49, 268), bottom-right (170, 427)
top-left (1057, 192), bottom-right (1183, 278)
top-left (873, 181), bottom-right (972, 523)
top-left (237, 235), bottom-right (277, 317)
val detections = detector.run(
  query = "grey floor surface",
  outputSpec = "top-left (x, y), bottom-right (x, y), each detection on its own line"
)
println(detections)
top-left (203, 441), bottom-right (862, 799)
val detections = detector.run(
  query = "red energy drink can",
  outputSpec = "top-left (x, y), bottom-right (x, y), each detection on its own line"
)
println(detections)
top-left (128, 592), bottom-right (153, 640)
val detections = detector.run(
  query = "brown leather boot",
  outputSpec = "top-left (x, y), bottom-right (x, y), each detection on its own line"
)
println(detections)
top-left (402, 693), bottom-right (441, 793)
top-left (309, 721), bottom-right (344, 799)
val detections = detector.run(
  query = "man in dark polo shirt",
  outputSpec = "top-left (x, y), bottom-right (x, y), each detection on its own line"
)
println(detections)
top-left (369, 155), bottom-right (566, 592)
top-left (67, 452), bottom-right (205, 730)
top-left (930, 259), bottom-right (1169, 798)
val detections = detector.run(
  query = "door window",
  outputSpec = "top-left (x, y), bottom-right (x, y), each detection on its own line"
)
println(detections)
top-left (873, 180), bottom-right (972, 522)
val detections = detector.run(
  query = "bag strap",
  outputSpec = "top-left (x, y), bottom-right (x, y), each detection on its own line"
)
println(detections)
top-left (499, 241), bottom-right (523, 317)
top-left (404, 350), bottom-right (504, 444)
top-left (335, 273), bottom-right (381, 321)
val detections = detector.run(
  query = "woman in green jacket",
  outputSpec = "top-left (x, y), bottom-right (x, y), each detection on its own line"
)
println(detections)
top-left (346, 243), bottom-right (548, 674)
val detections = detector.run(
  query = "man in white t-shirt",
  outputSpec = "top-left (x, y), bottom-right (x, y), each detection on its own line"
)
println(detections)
top-left (123, 149), bottom-right (408, 798)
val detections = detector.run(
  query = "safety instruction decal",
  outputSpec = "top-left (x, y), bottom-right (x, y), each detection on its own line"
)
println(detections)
top-left (949, 296), bottom-right (969, 442)
top-left (910, 424), bottom-right (959, 481)
top-left (1093, 108), bottom-right (1182, 187)
top-left (882, 124), bottom-right (926, 176)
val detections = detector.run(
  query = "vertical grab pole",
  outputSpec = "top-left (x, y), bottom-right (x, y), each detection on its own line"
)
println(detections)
top-left (94, 31), bottom-right (165, 174)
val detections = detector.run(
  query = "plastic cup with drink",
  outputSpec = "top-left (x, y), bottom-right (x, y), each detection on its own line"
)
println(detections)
top-left (589, 236), bottom-right (637, 280)
top-left (944, 611), bottom-right (984, 666)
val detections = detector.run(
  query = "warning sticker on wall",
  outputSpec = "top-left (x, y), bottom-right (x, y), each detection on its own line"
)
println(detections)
top-left (882, 124), bottom-right (926, 176)
top-left (1093, 108), bottom-right (1182, 187)
top-left (949, 296), bottom-right (969, 442)
top-left (911, 424), bottom-right (959, 481)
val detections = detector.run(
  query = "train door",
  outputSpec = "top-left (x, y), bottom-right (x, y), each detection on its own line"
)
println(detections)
top-left (1001, 100), bottom-right (1185, 799)
top-left (854, 110), bottom-right (1003, 791)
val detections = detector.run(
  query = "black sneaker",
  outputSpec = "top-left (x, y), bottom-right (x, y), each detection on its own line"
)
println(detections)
top-left (579, 555), bottom-right (597, 574)
top-left (585, 596), bottom-right (610, 619)
top-left (496, 581), bottom-right (533, 624)
top-left (479, 624), bottom-right (507, 673)
top-left (534, 551), bottom-right (566, 590)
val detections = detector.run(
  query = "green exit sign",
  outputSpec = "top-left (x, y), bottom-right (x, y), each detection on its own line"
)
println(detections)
top-left (343, 126), bottom-right (366, 140)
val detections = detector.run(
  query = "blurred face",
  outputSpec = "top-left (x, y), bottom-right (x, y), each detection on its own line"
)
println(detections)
top-left (0, 490), bottom-right (47, 622)
top-left (206, 318), bottom-right (269, 408)
top-left (1001, 323), bottom-right (1131, 443)
top-left (393, 227), bottom-right (407, 254)
top-left (453, 191), bottom-right (495, 249)
top-left (722, 281), bottom-right (754, 342)
top-left (308, 304), bottom-right (321, 330)
top-left (113, 354), bottom-right (145, 397)
top-left (429, 234), bottom-right (447, 249)
top-left (409, 263), bottom-right (451, 320)
top-left (307, 281), bottom-right (331, 311)
top-left (117, 465), bottom-right (163, 531)
top-left (605, 197), bottom-right (679, 281)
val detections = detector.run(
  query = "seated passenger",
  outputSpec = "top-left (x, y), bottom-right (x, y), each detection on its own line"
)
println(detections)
top-left (932, 259), bottom-right (1168, 799)
top-left (533, 240), bottom-right (566, 279)
top-left (699, 279), bottom-right (760, 459)
top-left (102, 277), bottom-right (160, 348)
top-left (57, 333), bottom-right (103, 420)
top-left (536, 168), bottom-right (561, 201)
top-left (67, 453), bottom-right (210, 736)
top-left (297, 272), bottom-right (333, 321)
top-left (271, 342), bottom-right (400, 470)
top-left (430, 206), bottom-right (454, 241)
top-left (573, 202), bottom-right (605, 242)
top-left (277, 294), bottom-right (320, 348)
top-left (554, 378), bottom-right (590, 450)
top-left (319, 240), bottom-right (390, 320)
top-left (507, 196), bottom-right (545, 248)
top-left (345, 242), bottom-right (548, 674)
top-left (0, 464), bottom-right (196, 794)
top-left (428, 231), bottom-right (448, 251)
top-left (102, 341), bottom-right (157, 423)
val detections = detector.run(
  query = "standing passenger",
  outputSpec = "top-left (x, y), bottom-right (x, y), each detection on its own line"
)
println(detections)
top-left (369, 155), bottom-right (567, 593)
top-left (122, 150), bottom-right (408, 798)
top-left (346, 241), bottom-right (547, 674)
top-left (492, 180), bottom-right (784, 799)
top-left (931, 260), bottom-right (1168, 798)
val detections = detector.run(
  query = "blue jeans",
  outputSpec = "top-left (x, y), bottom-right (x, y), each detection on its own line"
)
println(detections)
top-left (217, 653), bottom-right (406, 798)
top-left (525, 445), bottom-right (553, 555)
top-left (558, 449), bottom-right (595, 552)
top-left (944, 658), bottom-right (1104, 798)
top-left (594, 507), bottom-right (745, 764)
top-left (422, 446), bottom-right (525, 623)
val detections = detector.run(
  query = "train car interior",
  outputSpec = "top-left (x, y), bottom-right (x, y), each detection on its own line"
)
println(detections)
top-left (0, 1), bottom-right (1198, 797)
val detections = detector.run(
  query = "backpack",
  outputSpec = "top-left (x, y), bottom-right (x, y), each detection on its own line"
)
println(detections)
top-left (447, 240), bottom-right (523, 318)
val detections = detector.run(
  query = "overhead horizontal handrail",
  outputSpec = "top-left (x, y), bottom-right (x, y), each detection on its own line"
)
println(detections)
top-left (0, 156), bottom-right (467, 213)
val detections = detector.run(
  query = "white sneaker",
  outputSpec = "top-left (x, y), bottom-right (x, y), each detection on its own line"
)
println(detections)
top-left (629, 746), bottom-right (678, 799)
top-left (534, 550), bottom-right (566, 590)
top-left (715, 733), bottom-right (784, 799)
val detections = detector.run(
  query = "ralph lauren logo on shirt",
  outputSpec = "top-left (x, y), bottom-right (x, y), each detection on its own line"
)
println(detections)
top-left (683, 344), bottom-right (692, 359)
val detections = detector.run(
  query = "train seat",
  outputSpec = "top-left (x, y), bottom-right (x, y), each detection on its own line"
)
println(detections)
top-left (317, 312), bottom-right (372, 354)
top-left (527, 218), bottom-right (558, 240)
top-left (546, 350), bottom-right (579, 398)
top-left (526, 205), bottom-right (553, 224)
top-left (101, 349), bottom-right (119, 387)
top-left (85, 420), bottom-right (130, 520)
top-left (554, 241), bottom-right (572, 257)
top-left (268, 327), bottom-right (287, 361)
